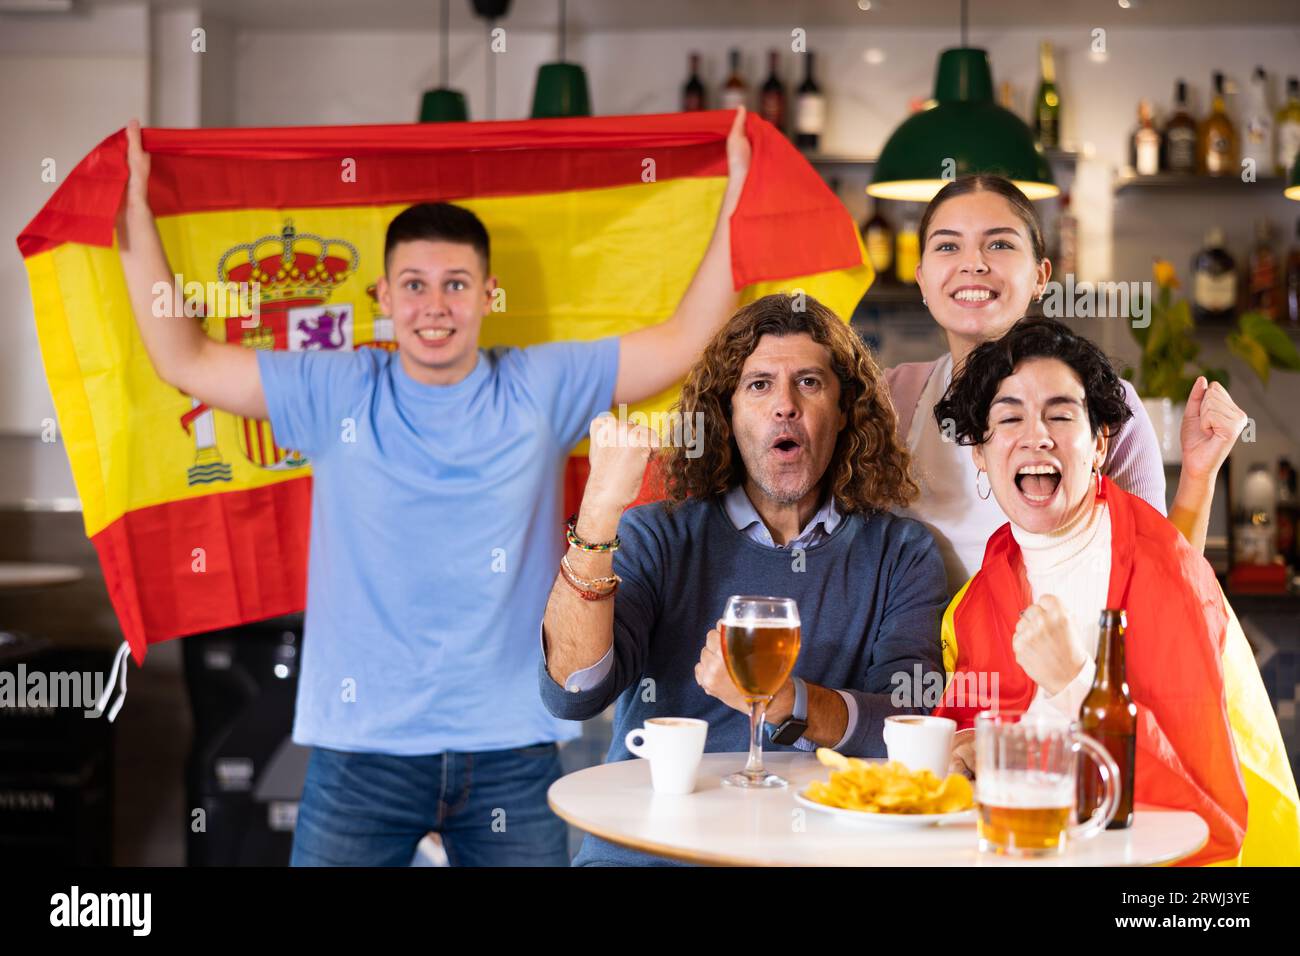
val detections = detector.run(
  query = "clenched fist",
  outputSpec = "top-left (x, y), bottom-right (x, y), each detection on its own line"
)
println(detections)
top-left (1012, 595), bottom-right (1089, 697)
top-left (1180, 376), bottom-right (1247, 484)
top-left (583, 413), bottom-right (659, 515)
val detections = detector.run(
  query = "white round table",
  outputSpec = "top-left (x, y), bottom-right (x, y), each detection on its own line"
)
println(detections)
top-left (548, 752), bottom-right (1209, 866)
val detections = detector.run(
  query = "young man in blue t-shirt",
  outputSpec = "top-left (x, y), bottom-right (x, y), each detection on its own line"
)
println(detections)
top-left (115, 111), bottom-right (751, 865)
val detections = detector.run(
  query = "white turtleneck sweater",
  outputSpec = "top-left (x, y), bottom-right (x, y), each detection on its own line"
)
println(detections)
top-left (1011, 494), bottom-right (1112, 719)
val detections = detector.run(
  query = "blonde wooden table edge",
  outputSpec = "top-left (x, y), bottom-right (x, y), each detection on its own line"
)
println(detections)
top-left (549, 756), bottom-right (1212, 868)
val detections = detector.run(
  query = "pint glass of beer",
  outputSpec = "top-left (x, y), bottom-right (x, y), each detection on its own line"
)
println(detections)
top-left (719, 595), bottom-right (801, 788)
top-left (974, 711), bottom-right (1120, 856)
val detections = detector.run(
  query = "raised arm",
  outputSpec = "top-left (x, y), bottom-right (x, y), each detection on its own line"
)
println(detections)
top-left (116, 119), bottom-right (267, 421)
top-left (1169, 377), bottom-right (1248, 553)
top-left (612, 107), bottom-right (752, 406)
top-left (542, 415), bottom-right (657, 689)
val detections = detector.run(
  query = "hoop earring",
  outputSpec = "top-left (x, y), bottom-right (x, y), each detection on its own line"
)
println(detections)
top-left (976, 469), bottom-right (992, 500)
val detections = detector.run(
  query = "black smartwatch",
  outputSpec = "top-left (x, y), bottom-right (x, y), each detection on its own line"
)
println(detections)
top-left (768, 676), bottom-right (809, 746)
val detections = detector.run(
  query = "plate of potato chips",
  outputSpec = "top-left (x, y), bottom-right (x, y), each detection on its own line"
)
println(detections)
top-left (794, 749), bottom-right (976, 827)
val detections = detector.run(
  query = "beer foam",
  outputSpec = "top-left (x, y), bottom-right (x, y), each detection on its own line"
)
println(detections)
top-left (721, 617), bottom-right (798, 628)
top-left (976, 771), bottom-right (1073, 809)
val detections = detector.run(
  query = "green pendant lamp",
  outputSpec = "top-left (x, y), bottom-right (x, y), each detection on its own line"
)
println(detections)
top-left (531, 0), bottom-right (590, 119)
top-left (419, 0), bottom-right (469, 122)
top-left (868, 2), bottom-right (1055, 201)
top-left (1287, 152), bottom-right (1300, 201)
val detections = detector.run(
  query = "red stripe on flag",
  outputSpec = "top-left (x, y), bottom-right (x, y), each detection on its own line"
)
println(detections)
top-left (256, 420), bottom-right (269, 467)
top-left (16, 112), bottom-right (864, 289)
top-left (142, 143), bottom-right (724, 219)
top-left (18, 113), bottom-right (734, 256)
top-left (91, 478), bottom-right (312, 664)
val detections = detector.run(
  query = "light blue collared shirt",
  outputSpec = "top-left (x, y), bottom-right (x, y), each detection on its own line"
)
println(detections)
top-left (545, 485), bottom-right (859, 751)
top-left (720, 482), bottom-right (844, 550)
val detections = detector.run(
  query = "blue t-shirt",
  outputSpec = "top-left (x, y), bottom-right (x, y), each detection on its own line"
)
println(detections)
top-left (257, 340), bottom-right (620, 755)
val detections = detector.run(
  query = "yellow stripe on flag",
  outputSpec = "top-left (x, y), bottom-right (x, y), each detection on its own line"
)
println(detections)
top-left (1209, 592), bottom-right (1300, 866)
top-left (26, 247), bottom-right (114, 533)
top-left (940, 577), bottom-right (971, 681)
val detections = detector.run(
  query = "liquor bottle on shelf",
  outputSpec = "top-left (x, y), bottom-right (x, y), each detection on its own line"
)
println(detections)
top-left (721, 49), bottom-right (748, 111)
top-left (681, 52), bottom-right (706, 112)
top-left (895, 208), bottom-right (920, 286)
top-left (1247, 219), bottom-right (1279, 320)
top-left (1198, 71), bottom-right (1238, 176)
top-left (1034, 41), bottom-right (1060, 149)
top-left (1130, 99), bottom-right (1161, 177)
top-left (1162, 79), bottom-right (1199, 174)
top-left (1277, 76), bottom-right (1300, 177)
top-left (1242, 66), bottom-right (1273, 176)
top-left (1077, 610), bottom-right (1137, 831)
top-left (860, 198), bottom-right (895, 280)
top-left (1286, 217), bottom-right (1300, 327)
top-left (794, 51), bottom-right (825, 151)
top-left (759, 49), bottom-right (787, 135)
top-left (1192, 227), bottom-right (1238, 323)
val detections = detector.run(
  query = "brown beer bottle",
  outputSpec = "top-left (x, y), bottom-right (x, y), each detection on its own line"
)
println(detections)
top-left (1077, 609), bottom-right (1137, 829)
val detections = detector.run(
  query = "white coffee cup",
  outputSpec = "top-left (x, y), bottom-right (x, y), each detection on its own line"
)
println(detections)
top-left (625, 717), bottom-right (708, 795)
top-left (883, 715), bottom-right (957, 778)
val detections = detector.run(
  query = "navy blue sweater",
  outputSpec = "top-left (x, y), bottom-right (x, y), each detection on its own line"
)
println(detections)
top-left (539, 495), bottom-right (947, 866)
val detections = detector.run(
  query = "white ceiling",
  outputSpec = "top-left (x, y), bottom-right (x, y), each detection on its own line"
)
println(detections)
top-left (46, 0), bottom-right (1300, 31)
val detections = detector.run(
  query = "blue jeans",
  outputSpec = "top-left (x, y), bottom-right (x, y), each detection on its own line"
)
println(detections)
top-left (290, 743), bottom-right (570, 866)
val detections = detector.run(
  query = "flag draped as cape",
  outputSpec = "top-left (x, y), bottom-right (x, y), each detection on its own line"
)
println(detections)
top-left (17, 111), bottom-right (872, 664)
top-left (936, 477), bottom-right (1300, 866)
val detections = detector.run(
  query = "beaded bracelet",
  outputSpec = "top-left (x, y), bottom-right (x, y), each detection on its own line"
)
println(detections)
top-left (560, 554), bottom-right (620, 590)
top-left (558, 558), bottom-right (618, 602)
top-left (565, 513), bottom-right (621, 553)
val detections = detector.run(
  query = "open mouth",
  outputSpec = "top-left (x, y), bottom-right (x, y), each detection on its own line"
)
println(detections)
top-left (950, 287), bottom-right (1000, 307)
top-left (416, 328), bottom-right (454, 344)
top-left (1014, 463), bottom-right (1061, 503)
top-left (771, 435), bottom-right (803, 461)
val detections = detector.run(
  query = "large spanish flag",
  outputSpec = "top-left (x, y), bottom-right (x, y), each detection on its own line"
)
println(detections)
top-left (936, 477), bottom-right (1300, 866)
top-left (18, 112), bottom-right (871, 664)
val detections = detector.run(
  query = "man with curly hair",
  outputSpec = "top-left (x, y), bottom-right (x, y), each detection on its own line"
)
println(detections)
top-left (539, 292), bottom-right (948, 865)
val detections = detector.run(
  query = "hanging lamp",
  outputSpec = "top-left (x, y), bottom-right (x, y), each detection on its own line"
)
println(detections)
top-left (419, 0), bottom-right (469, 122)
top-left (867, 0), bottom-right (1056, 201)
top-left (530, 0), bottom-right (590, 119)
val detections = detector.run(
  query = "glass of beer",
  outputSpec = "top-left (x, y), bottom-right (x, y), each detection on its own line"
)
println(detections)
top-left (719, 595), bottom-right (801, 789)
top-left (974, 710), bottom-right (1120, 856)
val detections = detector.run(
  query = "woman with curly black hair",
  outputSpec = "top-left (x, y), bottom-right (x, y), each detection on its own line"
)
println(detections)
top-left (929, 316), bottom-right (1300, 867)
